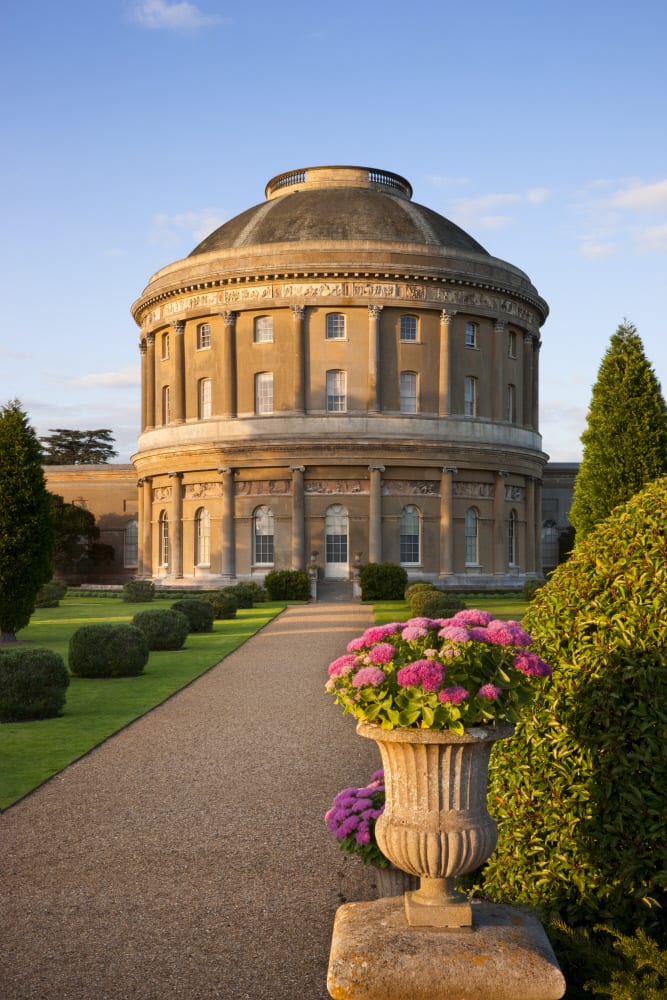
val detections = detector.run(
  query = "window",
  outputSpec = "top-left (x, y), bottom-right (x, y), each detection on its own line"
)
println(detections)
top-left (400, 371), bottom-right (418, 413)
top-left (325, 504), bottom-right (348, 568)
top-left (508, 510), bottom-right (517, 566)
top-left (255, 372), bottom-right (274, 414)
top-left (465, 508), bottom-right (479, 565)
top-left (158, 511), bottom-right (169, 568)
top-left (161, 332), bottom-right (170, 360)
top-left (465, 322), bottom-right (477, 348)
top-left (161, 385), bottom-right (171, 424)
top-left (195, 508), bottom-right (211, 566)
top-left (508, 330), bottom-right (517, 358)
top-left (326, 370), bottom-right (347, 412)
top-left (198, 377), bottom-right (212, 419)
top-left (400, 505), bottom-right (420, 564)
top-left (464, 376), bottom-right (477, 417)
top-left (400, 315), bottom-right (418, 342)
top-left (507, 383), bottom-right (516, 423)
top-left (253, 506), bottom-right (274, 565)
top-left (197, 322), bottom-right (211, 350)
top-left (124, 520), bottom-right (138, 568)
top-left (326, 313), bottom-right (346, 339)
top-left (254, 316), bottom-right (273, 343)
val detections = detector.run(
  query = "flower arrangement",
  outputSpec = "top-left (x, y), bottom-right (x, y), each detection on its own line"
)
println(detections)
top-left (325, 770), bottom-right (388, 867)
top-left (325, 609), bottom-right (552, 733)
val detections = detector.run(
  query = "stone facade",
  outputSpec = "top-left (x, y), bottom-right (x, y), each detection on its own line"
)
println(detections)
top-left (130, 166), bottom-right (551, 589)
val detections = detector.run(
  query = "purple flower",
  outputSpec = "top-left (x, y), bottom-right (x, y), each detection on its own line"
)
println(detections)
top-left (406, 617), bottom-right (439, 630)
top-left (368, 642), bottom-right (395, 665)
top-left (401, 625), bottom-right (429, 640)
top-left (328, 654), bottom-right (358, 677)
top-left (370, 769), bottom-right (384, 783)
top-left (438, 625), bottom-right (471, 643)
top-left (355, 828), bottom-right (371, 845)
top-left (468, 627), bottom-right (491, 642)
top-left (351, 666), bottom-right (387, 689)
top-left (477, 683), bottom-right (503, 701)
top-left (452, 609), bottom-right (494, 626)
top-left (486, 619), bottom-right (533, 648)
top-left (438, 685), bottom-right (469, 705)
top-left (396, 659), bottom-right (444, 692)
top-left (512, 652), bottom-right (552, 677)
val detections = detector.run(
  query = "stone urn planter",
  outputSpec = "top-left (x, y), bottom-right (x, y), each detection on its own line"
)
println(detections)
top-left (357, 719), bottom-right (513, 928)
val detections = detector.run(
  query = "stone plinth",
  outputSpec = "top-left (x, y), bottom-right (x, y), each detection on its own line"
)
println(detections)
top-left (327, 897), bottom-right (566, 1000)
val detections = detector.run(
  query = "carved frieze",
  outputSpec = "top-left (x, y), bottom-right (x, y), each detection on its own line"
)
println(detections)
top-left (235, 479), bottom-right (291, 496)
top-left (184, 482), bottom-right (223, 499)
top-left (452, 482), bottom-right (495, 499)
top-left (504, 485), bottom-right (525, 502)
top-left (152, 486), bottom-right (172, 501)
top-left (304, 480), bottom-right (366, 495)
top-left (382, 480), bottom-right (439, 496)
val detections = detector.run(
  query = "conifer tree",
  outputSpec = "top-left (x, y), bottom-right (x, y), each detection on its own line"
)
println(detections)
top-left (0, 401), bottom-right (54, 641)
top-left (40, 428), bottom-right (117, 464)
top-left (569, 321), bottom-right (667, 537)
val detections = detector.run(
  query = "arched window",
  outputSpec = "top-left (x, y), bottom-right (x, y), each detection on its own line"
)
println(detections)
top-left (162, 385), bottom-right (171, 425)
top-left (465, 507), bottom-right (479, 565)
top-left (400, 315), bottom-right (418, 342)
top-left (255, 372), bottom-right (274, 414)
top-left (197, 323), bottom-right (211, 350)
top-left (400, 371), bottom-right (418, 413)
top-left (254, 316), bottom-right (273, 343)
top-left (253, 506), bottom-right (274, 565)
top-left (195, 508), bottom-right (211, 567)
top-left (198, 377), bottom-right (212, 419)
top-left (508, 509), bottom-right (517, 566)
top-left (326, 313), bottom-right (346, 339)
top-left (161, 332), bottom-right (170, 360)
top-left (158, 510), bottom-right (169, 568)
top-left (326, 370), bottom-right (347, 412)
top-left (400, 505), bottom-right (420, 564)
top-left (124, 520), bottom-right (138, 568)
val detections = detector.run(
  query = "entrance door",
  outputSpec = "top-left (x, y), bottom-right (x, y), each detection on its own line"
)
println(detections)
top-left (325, 504), bottom-right (349, 578)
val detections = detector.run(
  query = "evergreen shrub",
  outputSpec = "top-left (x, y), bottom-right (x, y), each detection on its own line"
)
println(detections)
top-left (223, 584), bottom-right (254, 608)
top-left (420, 593), bottom-right (467, 619)
top-left (521, 578), bottom-right (545, 602)
top-left (482, 477), bottom-right (667, 936)
top-left (404, 582), bottom-right (435, 602)
top-left (35, 579), bottom-right (68, 608)
top-left (264, 570), bottom-right (311, 601)
top-left (359, 562), bottom-right (408, 601)
top-left (122, 579), bottom-right (155, 603)
top-left (0, 647), bottom-right (70, 722)
top-left (132, 608), bottom-right (189, 650)
top-left (200, 591), bottom-right (238, 620)
top-left (69, 624), bottom-right (149, 677)
top-left (170, 599), bottom-right (215, 633)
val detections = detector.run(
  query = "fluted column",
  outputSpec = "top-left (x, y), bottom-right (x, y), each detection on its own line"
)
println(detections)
top-left (291, 306), bottom-right (306, 413)
top-left (525, 476), bottom-right (536, 574)
top-left (290, 465), bottom-right (306, 569)
top-left (220, 467), bottom-right (236, 579)
top-left (493, 320), bottom-right (505, 420)
top-left (368, 465), bottom-right (385, 563)
top-left (368, 305), bottom-right (383, 412)
top-left (439, 310), bottom-right (455, 416)
top-left (172, 320), bottom-right (185, 423)
top-left (138, 477), bottom-right (152, 577)
top-left (220, 311), bottom-right (237, 418)
top-left (169, 472), bottom-right (183, 579)
top-left (439, 467), bottom-right (457, 579)
top-left (145, 333), bottom-right (156, 429)
top-left (523, 333), bottom-right (534, 427)
top-left (493, 472), bottom-right (509, 575)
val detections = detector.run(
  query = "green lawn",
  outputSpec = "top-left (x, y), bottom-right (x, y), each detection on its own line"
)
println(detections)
top-left (372, 592), bottom-right (527, 624)
top-left (0, 595), bottom-right (285, 809)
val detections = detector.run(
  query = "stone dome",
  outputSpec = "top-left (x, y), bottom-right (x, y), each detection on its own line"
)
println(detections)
top-left (190, 165), bottom-right (489, 257)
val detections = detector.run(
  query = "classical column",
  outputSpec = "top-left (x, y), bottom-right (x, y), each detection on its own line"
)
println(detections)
top-left (532, 337), bottom-right (541, 430)
top-left (139, 340), bottom-right (148, 432)
top-left (493, 472), bottom-right (509, 575)
top-left (220, 311), bottom-right (237, 418)
top-left (169, 472), bottom-right (183, 579)
top-left (439, 310), bottom-right (455, 416)
top-left (439, 467), bottom-right (457, 579)
top-left (290, 465), bottom-right (306, 569)
top-left (368, 465), bottom-right (385, 563)
top-left (368, 305), bottom-right (383, 412)
top-left (291, 306), bottom-right (306, 413)
top-left (138, 477), bottom-right (152, 577)
top-left (523, 333), bottom-right (534, 428)
top-left (172, 320), bottom-right (185, 423)
top-left (220, 467), bottom-right (236, 579)
top-left (145, 333), bottom-right (156, 429)
top-left (493, 320), bottom-right (505, 420)
top-left (525, 476), bottom-right (536, 574)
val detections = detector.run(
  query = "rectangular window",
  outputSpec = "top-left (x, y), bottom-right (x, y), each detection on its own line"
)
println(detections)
top-left (254, 316), bottom-right (273, 343)
top-left (507, 383), bottom-right (516, 423)
top-left (508, 330), bottom-right (517, 358)
top-left (198, 377), bottom-right (212, 419)
top-left (400, 316), bottom-right (418, 342)
top-left (465, 322), bottom-right (477, 348)
top-left (255, 372), bottom-right (274, 414)
top-left (326, 313), bottom-right (346, 339)
top-left (400, 371), bottom-right (418, 413)
top-left (197, 323), bottom-right (211, 350)
top-left (161, 333), bottom-right (170, 360)
top-left (326, 370), bottom-right (347, 412)
top-left (162, 385), bottom-right (171, 424)
top-left (464, 376), bottom-right (477, 417)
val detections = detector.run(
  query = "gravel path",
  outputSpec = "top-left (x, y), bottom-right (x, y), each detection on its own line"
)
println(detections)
top-left (1, 603), bottom-right (382, 999)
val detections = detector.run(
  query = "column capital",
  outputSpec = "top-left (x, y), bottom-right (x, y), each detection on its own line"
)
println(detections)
top-left (496, 470), bottom-right (510, 478)
top-left (290, 305), bottom-right (305, 321)
top-left (218, 466), bottom-right (234, 476)
top-left (493, 320), bottom-right (506, 334)
top-left (289, 465), bottom-right (306, 474)
top-left (524, 332), bottom-right (534, 345)
top-left (139, 339), bottom-right (147, 355)
top-left (442, 466), bottom-right (458, 474)
top-left (146, 332), bottom-right (155, 346)
top-left (168, 471), bottom-right (183, 480)
top-left (368, 304), bottom-right (383, 320)
top-left (173, 319), bottom-right (185, 335)
top-left (368, 464), bottom-right (385, 473)
top-left (440, 309), bottom-right (456, 324)
top-left (221, 310), bottom-right (236, 327)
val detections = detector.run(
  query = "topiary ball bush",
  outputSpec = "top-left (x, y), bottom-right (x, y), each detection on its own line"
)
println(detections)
top-left (122, 579), bottom-right (155, 603)
top-left (420, 594), bottom-right (467, 619)
top-left (359, 562), bottom-right (408, 601)
top-left (404, 582), bottom-right (436, 602)
top-left (170, 599), bottom-right (215, 633)
top-left (35, 580), bottom-right (67, 608)
top-left (132, 608), bottom-right (189, 650)
top-left (69, 624), bottom-right (149, 677)
top-left (482, 476), bottom-right (667, 937)
top-left (223, 584), bottom-right (255, 609)
top-left (0, 647), bottom-right (70, 722)
top-left (200, 591), bottom-right (238, 620)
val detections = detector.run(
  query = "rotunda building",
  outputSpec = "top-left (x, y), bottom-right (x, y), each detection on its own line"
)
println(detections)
top-left (131, 166), bottom-right (549, 589)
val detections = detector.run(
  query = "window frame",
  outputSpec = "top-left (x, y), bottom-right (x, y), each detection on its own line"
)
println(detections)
top-left (399, 505), bottom-right (421, 565)
top-left (326, 369), bottom-right (347, 412)
top-left (464, 376), bottom-right (477, 417)
top-left (161, 332), bottom-right (170, 360)
top-left (161, 385), bottom-right (171, 425)
top-left (198, 377), bottom-right (212, 419)
top-left (158, 510), bottom-right (169, 568)
top-left (400, 315), bottom-right (418, 343)
top-left (253, 505), bottom-right (275, 566)
top-left (325, 313), bottom-right (346, 340)
top-left (465, 322), bottom-right (478, 348)
top-left (464, 507), bottom-right (479, 566)
top-left (508, 329), bottom-right (517, 358)
top-left (196, 322), bottom-right (211, 351)
top-left (508, 509), bottom-right (517, 566)
top-left (255, 371), bottom-right (274, 415)
top-left (507, 383), bottom-right (516, 423)
top-left (254, 316), bottom-right (274, 343)
top-left (194, 507), bottom-right (211, 567)
top-left (399, 370), bottom-right (418, 413)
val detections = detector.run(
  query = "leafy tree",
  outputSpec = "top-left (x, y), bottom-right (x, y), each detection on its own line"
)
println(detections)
top-left (49, 494), bottom-right (115, 577)
top-left (569, 321), bottom-right (667, 537)
top-left (0, 401), bottom-right (54, 641)
top-left (40, 428), bottom-right (118, 464)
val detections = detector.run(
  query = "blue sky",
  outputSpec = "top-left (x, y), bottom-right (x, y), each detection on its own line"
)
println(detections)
top-left (2, 0), bottom-right (666, 462)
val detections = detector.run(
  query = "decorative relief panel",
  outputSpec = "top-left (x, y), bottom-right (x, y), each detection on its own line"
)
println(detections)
top-left (304, 480), bottom-right (366, 495)
top-left (382, 480), bottom-right (439, 496)
top-left (152, 486), bottom-right (173, 501)
top-left (453, 482), bottom-right (495, 499)
top-left (184, 482), bottom-right (224, 499)
top-left (504, 485), bottom-right (526, 502)
top-left (235, 480), bottom-right (291, 496)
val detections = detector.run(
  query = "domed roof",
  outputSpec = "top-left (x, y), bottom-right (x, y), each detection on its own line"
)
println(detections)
top-left (189, 165), bottom-right (489, 258)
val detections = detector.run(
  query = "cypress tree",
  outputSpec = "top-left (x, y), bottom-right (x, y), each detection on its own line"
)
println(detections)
top-left (0, 400), bottom-right (54, 641)
top-left (569, 321), bottom-right (667, 538)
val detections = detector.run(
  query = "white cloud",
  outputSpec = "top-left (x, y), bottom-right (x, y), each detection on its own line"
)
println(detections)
top-left (428, 175), bottom-right (470, 188)
top-left (637, 222), bottom-right (667, 252)
top-left (72, 366), bottom-right (141, 388)
top-left (448, 188), bottom-right (551, 230)
top-left (129, 1), bottom-right (224, 30)
top-left (579, 241), bottom-right (618, 258)
top-left (150, 210), bottom-right (226, 249)
top-left (612, 179), bottom-right (667, 212)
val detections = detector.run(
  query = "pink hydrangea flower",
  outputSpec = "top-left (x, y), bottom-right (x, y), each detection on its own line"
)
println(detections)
top-left (478, 683), bottom-right (503, 700)
top-left (486, 619), bottom-right (533, 648)
top-left (396, 659), bottom-right (444, 692)
top-left (328, 654), bottom-right (358, 677)
top-left (452, 609), bottom-right (494, 626)
top-left (352, 667), bottom-right (387, 688)
top-left (512, 652), bottom-right (552, 677)
top-left (346, 636), bottom-right (367, 652)
top-left (468, 627), bottom-right (491, 642)
top-left (368, 642), bottom-right (396, 665)
top-left (438, 625), bottom-right (471, 643)
top-left (438, 686), bottom-right (469, 705)
top-left (401, 625), bottom-right (429, 640)
top-left (406, 617), bottom-right (439, 629)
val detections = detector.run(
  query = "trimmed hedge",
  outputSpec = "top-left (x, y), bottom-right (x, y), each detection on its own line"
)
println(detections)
top-left (420, 594), bottom-right (467, 619)
top-left (132, 608), bottom-right (189, 650)
top-left (35, 579), bottom-right (68, 608)
top-left (359, 563), bottom-right (408, 601)
top-left (200, 591), bottom-right (238, 620)
top-left (69, 624), bottom-right (149, 677)
top-left (0, 647), bottom-right (70, 722)
top-left (122, 579), bottom-right (155, 603)
top-left (170, 599), bottom-right (215, 633)
top-left (264, 570), bottom-right (310, 601)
